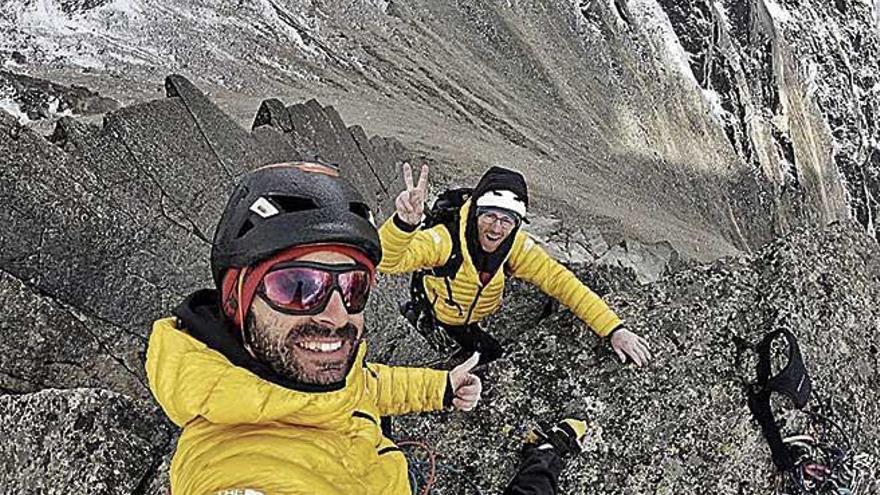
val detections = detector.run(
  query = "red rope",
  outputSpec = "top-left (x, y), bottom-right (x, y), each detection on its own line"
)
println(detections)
top-left (398, 439), bottom-right (437, 495)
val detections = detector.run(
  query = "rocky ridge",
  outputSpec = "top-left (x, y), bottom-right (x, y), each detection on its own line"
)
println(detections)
top-left (1, 76), bottom-right (878, 493)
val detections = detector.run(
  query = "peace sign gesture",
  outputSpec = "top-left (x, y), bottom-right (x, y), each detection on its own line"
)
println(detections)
top-left (395, 162), bottom-right (429, 226)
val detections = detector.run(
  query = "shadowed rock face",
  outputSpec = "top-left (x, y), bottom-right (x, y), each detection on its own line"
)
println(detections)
top-left (0, 270), bottom-right (148, 400)
top-left (0, 75), bottom-right (414, 400)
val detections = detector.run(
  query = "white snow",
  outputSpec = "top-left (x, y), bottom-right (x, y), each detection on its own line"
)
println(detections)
top-left (712, 0), bottom-right (730, 28)
top-left (46, 97), bottom-right (74, 118)
top-left (254, 53), bottom-right (318, 81)
top-left (3, 58), bottom-right (25, 69)
top-left (0, 0), bottom-right (148, 69)
top-left (874, 0), bottom-right (880, 30)
top-left (13, 0), bottom-right (79, 34)
top-left (0, 97), bottom-right (31, 124)
top-left (702, 88), bottom-right (732, 124)
top-left (10, 0), bottom-right (143, 34)
top-left (627, 0), bottom-right (699, 85)
top-left (762, 0), bottom-right (793, 23)
top-left (0, 88), bottom-right (75, 125)
top-left (257, 0), bottom-right (325, 58)
top-left (804, 61), bottom-right (819, 98)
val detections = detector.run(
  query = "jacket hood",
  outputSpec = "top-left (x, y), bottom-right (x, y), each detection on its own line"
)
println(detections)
top-left (146, 291), bottom-right (369, 428)
top-left (147, 316), bottom-right (369, 429)
top-left (465, 166), bottom-right (529, 275)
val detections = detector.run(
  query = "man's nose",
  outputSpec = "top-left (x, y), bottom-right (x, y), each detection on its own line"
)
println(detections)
top-left (312, 290), bottom-right (349, 329)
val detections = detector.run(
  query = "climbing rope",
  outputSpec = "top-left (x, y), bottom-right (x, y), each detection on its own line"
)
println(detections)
top-left (399, 439), bottom-right (484, 495)
top-left (399, 440), bottom-right (436, 495)
top-left (772, 402), bottom-right (872, 495)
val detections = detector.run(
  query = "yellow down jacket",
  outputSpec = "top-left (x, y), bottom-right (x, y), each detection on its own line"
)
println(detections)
top-left (146, 317), bottom-right (448, 495)
top-left (378, 200), bottom-right (622, 336)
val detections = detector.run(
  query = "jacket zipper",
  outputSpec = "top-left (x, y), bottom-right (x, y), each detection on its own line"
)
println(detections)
top-left (463, 277), bottom-right (489, 325)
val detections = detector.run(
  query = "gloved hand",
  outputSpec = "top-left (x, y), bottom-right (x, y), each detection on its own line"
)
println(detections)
top-left (448, 352), bottom-right (482, 411)
top-left (528, 418), bottom-right (591, 459)
top-left (610, 326), bottom-right (652, 366)
top-left (394, 162), bottom-right (429, 226)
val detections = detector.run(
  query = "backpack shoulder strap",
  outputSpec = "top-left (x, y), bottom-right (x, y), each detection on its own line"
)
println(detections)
top-left (431, 218), bottom-right (464, 279)
top-left (405, 191), bottom-right (471, 318)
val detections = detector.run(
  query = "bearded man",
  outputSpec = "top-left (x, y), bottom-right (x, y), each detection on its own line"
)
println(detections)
top-left (146, 162), bottom-right (587, 495)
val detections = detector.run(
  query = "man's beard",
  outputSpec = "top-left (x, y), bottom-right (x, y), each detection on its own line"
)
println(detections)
top-left (247, 317), bottom-right (361, 386)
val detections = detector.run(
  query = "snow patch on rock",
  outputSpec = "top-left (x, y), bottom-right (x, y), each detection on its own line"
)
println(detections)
top-left (628, 0), bottom-right (699, 85)
top-left (762, 0), bottom-right (793, 23)
top-left (0, 97), bottom-right (31, 124)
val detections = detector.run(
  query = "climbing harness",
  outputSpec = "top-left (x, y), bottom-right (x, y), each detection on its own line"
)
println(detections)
top-left (740, 329), bottom-right (868, 494)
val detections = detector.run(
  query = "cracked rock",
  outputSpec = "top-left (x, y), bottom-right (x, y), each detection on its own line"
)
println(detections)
top-left (0, 269), bottom-right (149, 401)
top-left (0, 388), bottom-right (172, 495)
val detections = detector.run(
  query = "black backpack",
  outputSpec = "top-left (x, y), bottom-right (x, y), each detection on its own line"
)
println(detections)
top-left (400, 188), bottom-right (472, 337)
top-left (421, 187), bottom-right (472, 278)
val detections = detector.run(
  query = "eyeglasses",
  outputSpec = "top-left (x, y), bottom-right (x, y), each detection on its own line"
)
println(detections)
top-left (478, 211), bottom-right (517, 230)
top-left (257, 261), bottom-right (372, 315)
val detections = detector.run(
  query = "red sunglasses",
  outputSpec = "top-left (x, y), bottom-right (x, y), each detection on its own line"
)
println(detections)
top-left (257, 261), bottom-right (372, 315)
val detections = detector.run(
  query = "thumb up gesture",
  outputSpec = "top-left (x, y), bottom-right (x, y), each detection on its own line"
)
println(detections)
top-left (448, 352), bottom-right (482, 412)
top-left (395, 162), bottom-right (429, 226)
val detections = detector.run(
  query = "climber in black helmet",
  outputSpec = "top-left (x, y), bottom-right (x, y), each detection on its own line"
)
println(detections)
top-left (145, 160), bottom-right (592, 494)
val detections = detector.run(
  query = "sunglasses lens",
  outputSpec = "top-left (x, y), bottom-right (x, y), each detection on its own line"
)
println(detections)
top-left (338, 270), bottom-right (371, 312)
top-left (262, 267), bottom-right (333, 313)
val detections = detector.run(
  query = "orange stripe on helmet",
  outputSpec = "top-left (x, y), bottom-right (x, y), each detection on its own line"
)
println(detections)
top-left (294, 162), bottom-right (340, 176)
top-left (255, 161), bottom-right (340, 177)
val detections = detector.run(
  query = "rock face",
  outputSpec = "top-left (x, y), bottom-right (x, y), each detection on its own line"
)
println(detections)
top-left (0, 70), bottom-right (119, 123)
top-left (394, 221), bottom-right (880, 494)
top-left (0, 56), bottom-right (878, 495)
top-left (0, 76), bottom-right (417, 492)
top-left (2, 0), bottom-right (878, 259)
top-left (0, 270), bottom-right (148, 400)
top-left (0, 73), bottom-right (422, 391)
top-left (0, 388), bottom-right (172, 494)
top-left (0, 75), bottom-right (410, 399)
top-left (656, 0), bottom-right (880, 239)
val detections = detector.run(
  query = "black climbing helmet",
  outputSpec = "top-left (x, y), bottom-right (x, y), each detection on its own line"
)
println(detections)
top-left (210, 162), bottom-right (382, 286)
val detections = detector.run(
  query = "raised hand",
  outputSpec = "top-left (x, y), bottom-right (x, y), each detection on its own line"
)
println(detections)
top-left (448, 352), bottom-right (482, 411)
top-left (395, 162), bottom-right (429, 226)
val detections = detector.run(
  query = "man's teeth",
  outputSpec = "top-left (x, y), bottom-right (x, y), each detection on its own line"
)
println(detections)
top-left (297, 341), bottom-right (343, 352)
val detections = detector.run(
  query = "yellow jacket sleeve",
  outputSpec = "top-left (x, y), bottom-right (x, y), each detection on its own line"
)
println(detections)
top-left (366, 363), bottom-right (449, 416)
top-left (377, 215), bottom-right (453, 274)
top-left (508, 233), bottom-right (622, 337)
